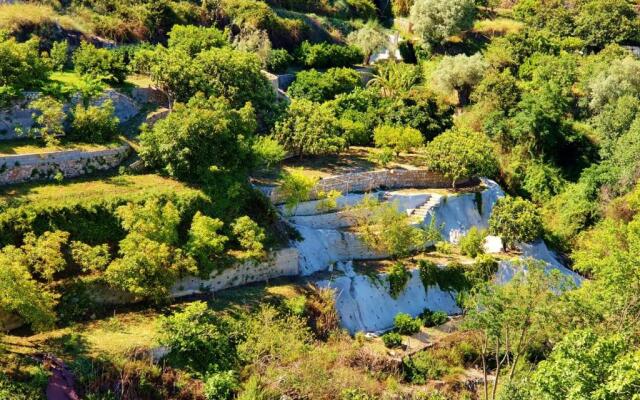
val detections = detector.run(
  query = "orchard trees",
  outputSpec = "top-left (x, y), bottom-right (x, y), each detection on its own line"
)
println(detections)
top-left (167, 24), bottom-right (227, 56)
top-left (432, 54), bottom-right (487, 106)
top-left (423, 128), bottom-right (498, 187)
top-left (288, 68), bottom-right (362, 102)
top-left (410, 0), bottom-right (475, 47)
top-left (347, 22), bottom-right (389, 65)
top-left (489, 196), bottom-right (542, 247)
top-left (273, 99), bottom-right (346, 158)
top-left (373, 125), bottom-right (423, 155)
top-left (139, 94), bottom-right (257, 181)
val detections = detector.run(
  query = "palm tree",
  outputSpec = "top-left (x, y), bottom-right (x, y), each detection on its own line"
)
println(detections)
top-left (367, 62), bottom-right (421, 97)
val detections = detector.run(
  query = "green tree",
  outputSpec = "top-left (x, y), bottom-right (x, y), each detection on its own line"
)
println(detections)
top-left (373, 125), bottom-right (424, 155)
top-left (70, 241), bottom-right (111, 273)
top-left (273, 99), bottom-right (346, 158)
top-left (367, 62), bottom-right (421, 98)
top-left (278, 169), bottom-right (318, 214)
top-left (115, 199), bottom-right (181, 245)
top-left (21, 230), bottom-right (70, 281)
top-left (423, 128), bottom-right (498, 187)
top-left (409, 0), bottom-right (476, 47)
top-left (432, 54), bottom-right (487, 106)
top-left (105, 233), bottom-right (197, 302)
top-left (186, 212), bottom-right (228, 276)
top-left (252, 135), bottom-right (287, 169)
top-left (73, 42), bottom-right (127, 83)
top-left (288, 68), bottom-right (362, 102)
top-left (459, 227), bottom-right (486, 258)
top-left (159, 301), bottom-right (237, 373)
top-left (0, 246), bottom-right (58, 332)
top-left (139, 94), bottom-right (256, 182)
top-left (27, 96), bottom-right (65, 146)
top-left (356, 202), bottom-right (427, 258)
top-left (574, 0), bottom-right (639, 49)
top-left (588, 57), bottom-right (640, 112)
top-left (69, 100), bottom-right (120, 143)
top-left (168, 24), bottom-right (227, 56)
top-left (0, 37), bottom-right (50, 104)
top-left (464, 261), bottom-right (568, 400)
top-left (231, 216), bottom-right (266, 260)
top-left (488, 197), bottom-right (542, 248)
top-left (50, 40), bottom-right (69, 71)
top-left (347, 22), bottom-right (390, 65)
top-left (530, 329), bottom-right (636, 400)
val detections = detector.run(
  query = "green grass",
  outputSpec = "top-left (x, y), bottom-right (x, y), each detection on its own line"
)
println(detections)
top-left (0, 174), bottom-right (198, 206)
top-left (0, 137), bottom-right (123, 155)
top-left (473, 18), bottom-right (524, 37)
top-left (0, 3), bottom-right (89, 34)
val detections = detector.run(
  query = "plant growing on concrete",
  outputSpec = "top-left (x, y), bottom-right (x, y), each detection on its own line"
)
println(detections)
top-left (459, 227), bottom-right (486, 258)
top-left (489, 196), bottom-right (542, 248)
top-left (388, 262), bottom-right (411, 298)
top-left (279, 169), bottom-right (318, 215)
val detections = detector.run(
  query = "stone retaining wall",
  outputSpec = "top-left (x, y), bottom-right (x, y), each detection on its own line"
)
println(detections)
top-left (266, 169), bottom-right (478, 204)
top-left (0, 144), bottom-right (130, 185)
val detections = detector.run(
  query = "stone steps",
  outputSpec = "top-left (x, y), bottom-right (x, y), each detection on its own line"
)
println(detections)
top-left (408, 194), bottom-right (443, 225)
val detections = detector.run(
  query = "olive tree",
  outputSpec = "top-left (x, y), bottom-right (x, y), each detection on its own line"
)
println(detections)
top-left (409, 0), bottom-right (476, 47)
top-left (347, 22), bottom-right (390, 65)
top-left (432, 54), bottom-right (488, 106)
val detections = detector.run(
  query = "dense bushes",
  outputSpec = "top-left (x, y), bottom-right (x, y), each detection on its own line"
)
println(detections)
top-left (69, 100), bottom-right (120, 143)
top-left (489, 196), bottom-right (543, 248)
top-left (296, 41), bottom-right (362, 68)
top-left (0, 36), bottom-right (49, 105)
top-left (73, 42), bottom-right (127, 84)
top-left (167, 24), bottom-right (227, 56)
top-left (140, 94), bottom-right (257, 182)
top-left (288, 67), bottom-right (362, 102)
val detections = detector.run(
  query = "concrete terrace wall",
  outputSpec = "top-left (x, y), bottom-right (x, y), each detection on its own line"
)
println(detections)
top-left (172, 248), bottom-right (299, 297)
top-left (266, 169), bottom-right (478, 204)
top-left (0, 144), bottom-right (130, 185)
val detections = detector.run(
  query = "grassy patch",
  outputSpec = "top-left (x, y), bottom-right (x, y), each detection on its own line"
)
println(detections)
top-left (473, 18), bottom-right (523, 37)
top-left (0, 174), bottom-right (195, 206)
top-left (0, 3), bottom-right (88, 34)
top-left (0, 137), bottom-right (122, 155)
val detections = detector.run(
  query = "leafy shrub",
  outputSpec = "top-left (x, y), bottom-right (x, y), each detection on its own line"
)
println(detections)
top-left (394, 312), bottom-right (422, 334)
top-left (403, 349), bottom-right (459, 383)
top-left (465, 254), bottom-right (498, 285)
top-left (186, 212), bottom-right (228, 276)
top-left (69, 100), bottom-right (120, 143)
top-left (423, 128), bottom-right (499, 187)
top-left (0, 37), bottom-right (50, 104)
top-left (288, 67), bottom-right (362, 102)
top-left (168, 24), bottom-right (227, 56)
top-left (278, 169), bottom-right (318, 214)
top-left (421, 309), bottom-right (448, 327)
top-left (204, 371), bottom-right (239, 400)
top-left (388, 262), bottom-right (411, 298)
top-left (489, 196), bottom-right (543, 248)
top-left (459, 227), bottom-right (486, 258)
top-left (252, 135), bottom-right (287, 169)
top-left (73, 42), bottom-right (127, 83)
top-left (284, 295), bottom-right (307, 317)
top-left (418, 259), bottom-right (470, 292)
top-left (273, 98), bottom-right (346, 158)
top-left (266, 48), bottom-right (293, 73)
top-left (435, 241), bottom-right (453, 254)
top-left (296, 41), bottom-right (362, 68)
top-left (27, 96), bottom-right (65, 146)
top-left (341, 388), bottom-right (377, 400)
top-left (139, 94), bottom-right (256, 182)
top-left (382, 332), bottom-right (403, 348)
top-left (231, 216), bottom-right (266, 260)
top-left (50, 40), bottom-right (69, 71)
top-left (160, 301), bottom-right (237, 373)
top-left (70, 241), bottom-right (111, 273)
top-left (373, 125), bottom-right (424, 155)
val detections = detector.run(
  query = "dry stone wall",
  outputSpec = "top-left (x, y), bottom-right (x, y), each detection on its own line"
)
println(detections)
top-left (267, 169), bottom-right (477, 204)
top-left (0, 144), bottom-right (130, 185)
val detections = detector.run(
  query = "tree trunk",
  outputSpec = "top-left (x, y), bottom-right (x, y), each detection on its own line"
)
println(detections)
top-left (457, 84), bottom-right (472, 107)
top-left (492, 339), bottom-right (501, 400)
top-left (481, 337), bottom-right (489, 400)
